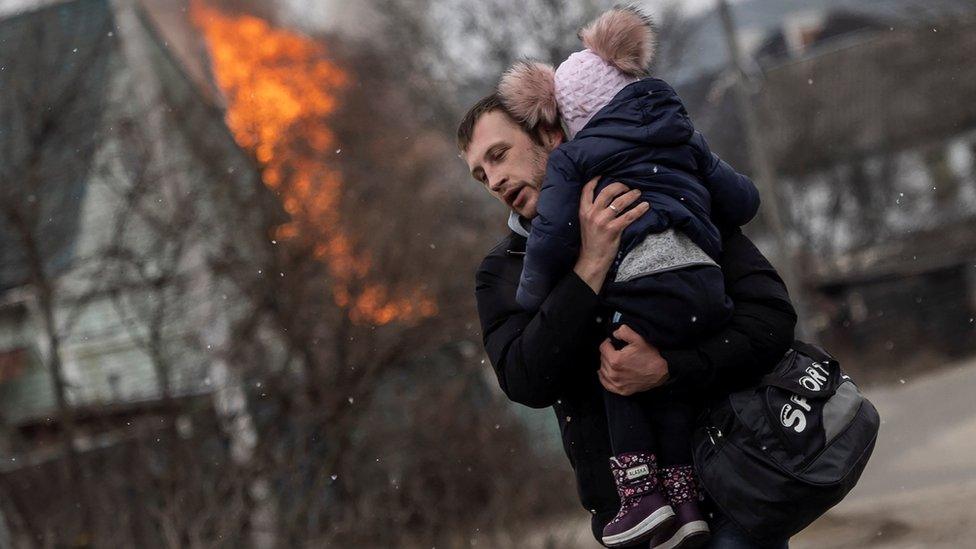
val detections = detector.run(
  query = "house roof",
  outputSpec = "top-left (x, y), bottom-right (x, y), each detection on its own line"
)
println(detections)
top-left (0, 0), bottom-right (218, 100)
top-left (135, 0), bottom-right (224, 104)
top-left (0, 0), bottom-right (116, 291)
top-left (0, 0), bottom-right (276, 292)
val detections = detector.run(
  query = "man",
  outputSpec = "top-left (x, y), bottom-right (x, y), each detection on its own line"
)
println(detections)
top-left (460, 94), bottom-right (796, 549)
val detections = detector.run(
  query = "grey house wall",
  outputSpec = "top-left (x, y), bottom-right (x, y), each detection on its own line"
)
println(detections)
top-left (0, 0), bottom-right (274, 425)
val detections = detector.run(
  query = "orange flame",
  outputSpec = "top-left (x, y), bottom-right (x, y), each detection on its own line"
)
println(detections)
top-left (191, 2), bottom-right (436, 324)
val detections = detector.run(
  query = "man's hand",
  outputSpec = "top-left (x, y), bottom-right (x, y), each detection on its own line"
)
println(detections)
top-left (598, 324), bottom-right (670, 396)
top-left (573, 177), bottom-right (650, 293)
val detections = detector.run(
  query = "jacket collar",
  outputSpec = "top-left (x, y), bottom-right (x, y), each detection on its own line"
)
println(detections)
top-left (507, 211), bottom-right (531, 238)
top-left (504, 212), bottom-right (528, 255)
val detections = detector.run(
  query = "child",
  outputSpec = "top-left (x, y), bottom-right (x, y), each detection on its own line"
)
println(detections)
top-left (498, 7), bottom-right (760, 548)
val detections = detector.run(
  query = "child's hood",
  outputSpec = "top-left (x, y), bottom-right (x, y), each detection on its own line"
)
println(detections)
top-left (574, 78), bottom-right (694, 147)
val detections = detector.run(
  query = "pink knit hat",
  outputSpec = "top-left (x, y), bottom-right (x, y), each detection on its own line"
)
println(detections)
top-left (499, 7), bottom-right (656, 138)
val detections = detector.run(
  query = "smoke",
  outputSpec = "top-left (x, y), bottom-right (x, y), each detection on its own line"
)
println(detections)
top-left (271, 0), bottom-right (382, 39)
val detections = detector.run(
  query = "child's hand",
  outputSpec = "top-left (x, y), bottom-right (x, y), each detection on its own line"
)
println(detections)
top-left (573, 177), bottom-right (649, 293)
top-left (598, 324), bottom-right (670, 396)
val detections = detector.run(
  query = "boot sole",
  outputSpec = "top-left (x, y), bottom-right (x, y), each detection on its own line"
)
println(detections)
top-left (602, 505), bottom-right (676, 547)
top-left (653, 520), bottom-right (710, 549)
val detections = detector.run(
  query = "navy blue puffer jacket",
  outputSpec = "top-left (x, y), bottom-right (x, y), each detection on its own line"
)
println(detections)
top-left (517, 78), bottom-right (760, 310)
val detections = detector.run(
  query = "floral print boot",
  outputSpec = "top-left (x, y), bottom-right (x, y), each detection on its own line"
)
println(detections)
top-left (651, 465), bottom-right (710, 549)
top-left (601, 452), bottom-right (675, 547)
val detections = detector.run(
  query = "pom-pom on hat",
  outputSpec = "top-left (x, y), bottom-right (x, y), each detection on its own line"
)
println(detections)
top-left (557, 6), bottom-right (656, 138)
top-left (579, 5), bottom-right (656, 76)
top-left (498, 61), bottom-right (559, 129)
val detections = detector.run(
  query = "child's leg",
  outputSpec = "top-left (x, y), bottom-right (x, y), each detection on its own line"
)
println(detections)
top-left (643, 393), bottom-right (701, 499)
top-left (643, 394), bottom-right (696, 468)
top-left (603, 390), bottom-right (656, 456)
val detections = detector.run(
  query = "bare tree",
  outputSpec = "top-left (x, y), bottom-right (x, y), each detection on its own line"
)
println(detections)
top-left (362, 0), bottom-right (704, 132)
top-left (188, 2), bottom-right (581, 543)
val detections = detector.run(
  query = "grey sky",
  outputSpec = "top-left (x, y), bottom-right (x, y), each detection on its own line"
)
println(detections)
top-left (642, 0), bottom-right (744, 15)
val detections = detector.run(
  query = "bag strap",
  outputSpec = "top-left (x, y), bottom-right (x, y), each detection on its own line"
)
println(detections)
top-left (760, 375), bottom-right (832, 398)
top-left (759, 342), bottom-right (841, 398)
top-left (790, 340), bottom-right (836, 364)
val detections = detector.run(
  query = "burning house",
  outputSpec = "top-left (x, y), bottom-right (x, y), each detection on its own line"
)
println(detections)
top-left (0, 0), bottom-right (508, 543)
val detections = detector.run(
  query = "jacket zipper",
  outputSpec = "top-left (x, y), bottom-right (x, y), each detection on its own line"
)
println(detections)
top-left (706, 425), bottom-right (723, 446)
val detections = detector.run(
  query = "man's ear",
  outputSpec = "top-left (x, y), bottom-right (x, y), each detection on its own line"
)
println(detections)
top-left (538, 125), bottom-right (565, 152)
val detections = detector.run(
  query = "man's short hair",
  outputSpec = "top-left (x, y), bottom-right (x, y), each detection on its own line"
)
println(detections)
top-left (456, 93), bottom-right (553, 152)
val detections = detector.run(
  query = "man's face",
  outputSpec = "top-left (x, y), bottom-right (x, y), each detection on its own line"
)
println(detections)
top-left (462, 110), bottom-right (560, 219)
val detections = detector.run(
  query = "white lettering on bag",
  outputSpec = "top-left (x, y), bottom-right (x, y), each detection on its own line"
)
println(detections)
top-left (780, 404), bottom-right (807, 433)
top-left (810, 361), bottom-right (829, 376)
top-left (805, 366), bottom-right (828, 385)
top-left (799, 375), bottom-right (823, 392)
top-left (779, 360), bottom-right (833, 435)
top-left (790, 394), bottom-right (811, 412)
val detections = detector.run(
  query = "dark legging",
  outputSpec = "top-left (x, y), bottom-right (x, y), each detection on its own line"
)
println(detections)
top-left (603, 388), bottom-right (697, 466)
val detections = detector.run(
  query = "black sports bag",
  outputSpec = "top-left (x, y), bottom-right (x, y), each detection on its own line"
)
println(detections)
top-left (693, 341), bottom-right (880, 544)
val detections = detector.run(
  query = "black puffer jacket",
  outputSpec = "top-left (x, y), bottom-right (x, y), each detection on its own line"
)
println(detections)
top-left (475, 227), bottom-right (796, 543)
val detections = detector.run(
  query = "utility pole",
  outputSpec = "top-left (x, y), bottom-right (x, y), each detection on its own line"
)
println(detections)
top-left (717, 0), bottom-right (810, 340)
